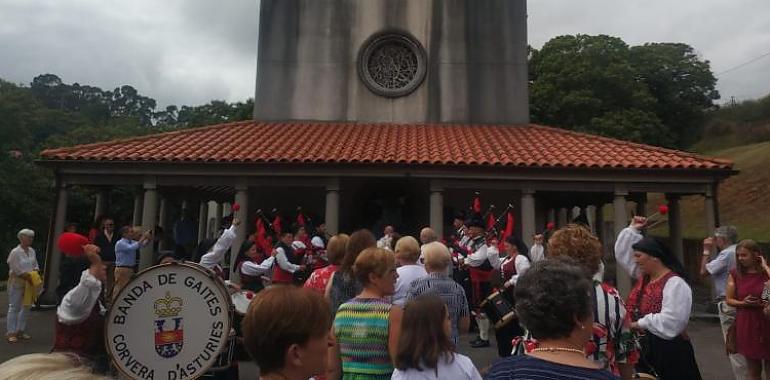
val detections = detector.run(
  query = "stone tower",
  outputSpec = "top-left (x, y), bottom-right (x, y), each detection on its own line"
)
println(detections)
top-left (254, 0), bottom-right (529, 124)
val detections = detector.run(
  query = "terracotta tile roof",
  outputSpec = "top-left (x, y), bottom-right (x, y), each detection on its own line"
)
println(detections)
top-left (39, 121), bottom-right (734, 171)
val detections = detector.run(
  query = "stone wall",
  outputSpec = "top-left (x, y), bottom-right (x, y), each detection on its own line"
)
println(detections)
top-left (254, 0), bottom-right (529, 124)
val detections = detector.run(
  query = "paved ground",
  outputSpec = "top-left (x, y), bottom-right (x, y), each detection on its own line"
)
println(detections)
top-left (0, 289), bottom-right (733, 379)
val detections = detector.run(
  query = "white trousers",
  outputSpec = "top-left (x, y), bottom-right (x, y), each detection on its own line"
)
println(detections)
top-left (719, 301), bottom-right (747, 380)
top-left (6, 282), bottom-right (29, 335)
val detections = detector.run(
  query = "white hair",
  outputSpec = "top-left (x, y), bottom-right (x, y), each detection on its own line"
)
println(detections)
top-left (17, 229), bottom-right (34, 240)
top-left (0, 353), bottom-right (110, 380)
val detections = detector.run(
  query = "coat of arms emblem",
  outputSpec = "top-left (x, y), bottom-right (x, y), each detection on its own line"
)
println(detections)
top-left (154, 292), bottom-right (184, 358)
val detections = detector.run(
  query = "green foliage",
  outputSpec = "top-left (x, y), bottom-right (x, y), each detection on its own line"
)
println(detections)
top-left (694, 94), bottom-right (770, 152)
top-left (0, 74), bottom-right (254, 279)
top-left (530, 35), bottom-right (719, 149)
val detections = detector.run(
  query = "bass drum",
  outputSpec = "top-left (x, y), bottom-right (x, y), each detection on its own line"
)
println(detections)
top-left (106, 262), bottom-right (233, 380)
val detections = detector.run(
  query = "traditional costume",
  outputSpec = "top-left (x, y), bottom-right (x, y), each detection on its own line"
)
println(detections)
top-left (462, 218), bottom-right (497, 348)
top-left (238, 256), bottom-right (274, 292)
top-left (272, 241), bottom-right (302, 284)
top-left (198, 223), bottom-right (238, 279)
top-left (615, 227), bottom-right (702, 380)
top-left (494, 244), bottom-right (529, 357)
top-left (52, 269), bottom-right (108, 372)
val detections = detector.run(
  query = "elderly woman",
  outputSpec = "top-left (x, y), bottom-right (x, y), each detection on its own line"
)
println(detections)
top-left (548, 224), bottom-right (638, 379)
top-left (392, 236), bottom-right (427, 306)
top-left (486, 259), bottom-right (620, 380)
top-left (242, 286), bottom-right (334, 380)
top-left (6, 229), bottom-right (40, 343)
top-left (329, 247), bottom-right (403, 380)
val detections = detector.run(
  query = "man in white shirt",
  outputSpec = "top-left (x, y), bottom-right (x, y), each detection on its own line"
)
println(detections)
top-left (700, 225), bottom-right (745, 380)
top-left (393, 236), bottom-right (428, 306)
top-left (458, 218), bottom-right (494, 348)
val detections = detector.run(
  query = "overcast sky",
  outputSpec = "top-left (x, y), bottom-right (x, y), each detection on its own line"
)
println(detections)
top-left (1, 0), bottom-right (768, 108)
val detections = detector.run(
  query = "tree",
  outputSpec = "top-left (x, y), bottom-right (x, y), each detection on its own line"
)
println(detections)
top-left (630, 43), bottom-right (720, 147)
top-left (529, 35), bottom-right (662, 144)
top-left (530, 35), bottom-right (719, 148)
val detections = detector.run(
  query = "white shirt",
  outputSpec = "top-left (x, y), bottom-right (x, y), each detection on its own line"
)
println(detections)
top-left (240, 256), bottom-right (275, 277)
top-left (529, 243), bottom-right (545, 264)
top-left (636, 276), bottom-right (693, 340)
top-left (615, 226), bottom-right (693, 339)
top-left (311, 236), bottom-right (325, 249)
top-left (378, 235), bottom-right (394, 251)
top-left (393, 264), bottom-right (428, 306)
top-left (502, 254), bottom-right (531, 287)
top-left (7, 245), bottom-right (38, 276)
top-left (705, 244), bottom-right (737, 298)
top-left (199, 224), bottom-right (237, 272)
top-left (614, 226), bottom-right (644, 279)
top-left (275, 246), bottom-right (300, 273)
top-left (464, 238), bottom-right (489, 267)
top-left (57, 270), bottom-right (105, 325)
top-left (487, 244), bottom-right (501, 270)
top-left (391, 353), bottom-right (482, 380)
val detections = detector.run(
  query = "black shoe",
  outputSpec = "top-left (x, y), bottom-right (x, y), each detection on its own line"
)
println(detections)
top-left (470, 339), bottom-right (490, 348)
top-left (469, 336), bottom-right (483, 345)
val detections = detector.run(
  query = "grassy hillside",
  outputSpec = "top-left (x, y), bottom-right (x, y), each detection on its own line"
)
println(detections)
top-left (649, 141), bottom-right (770, 242)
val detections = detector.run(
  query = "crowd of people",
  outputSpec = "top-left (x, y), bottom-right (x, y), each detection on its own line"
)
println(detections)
top-left (4, 207), bottom-right (770, 380)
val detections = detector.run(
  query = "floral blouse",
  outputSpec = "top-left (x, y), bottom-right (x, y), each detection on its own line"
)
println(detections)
top-left (303, 264), bottom-right (338, 294)
top-left (512, 280), bottom-right (640, 376)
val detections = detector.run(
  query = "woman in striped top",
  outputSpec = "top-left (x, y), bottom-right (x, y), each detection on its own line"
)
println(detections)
top-left (329, 247), bottom-right (403, 380)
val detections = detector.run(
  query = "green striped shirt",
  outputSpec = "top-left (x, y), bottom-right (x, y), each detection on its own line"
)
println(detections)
top-left (334, 297), bottom-right (393, 380)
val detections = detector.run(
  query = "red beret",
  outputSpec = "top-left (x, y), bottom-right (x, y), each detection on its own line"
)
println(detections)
top-left (57, 232), bottom-right (89, 257)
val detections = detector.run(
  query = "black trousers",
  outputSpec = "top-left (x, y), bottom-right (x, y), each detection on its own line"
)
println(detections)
top-left (637, 333), bottom-right (702, 380)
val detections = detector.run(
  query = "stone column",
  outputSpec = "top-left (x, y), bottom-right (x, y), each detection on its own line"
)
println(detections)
top-left (595, 204), bottom-right (605, 244)
top-left (521, 189), bottom-right (536, 247)
top-left (139, 181), bottom-right (158, 269)
top-left (231, 187), bottom-right (249, 279)
top-left (429, 182), bottom-right (444, 239)
top-left (704, 186), bottom-right (717, 234)
top-left (132, 192), bottom-right (143, 226)
top-left (635, 194), bottom-right (647, 218)
top-left (613, 188), bottom-right (631, 296)
top-left (557, 208), bottom-right (568, 227)
top-left (158, 197), bottom-right (168, 251)
top-left (667, 194), bottom-right (684, 264)
top-left (214, 202), bottom-right (223, 236)
top-left (41, 182), bottom-right (69, 303)
top-left (198, 201), bottom-right (209, 244)
top-left (325, 180), bottom-right (341, 235)
top-left (94, 188), bottom-right (108, 222)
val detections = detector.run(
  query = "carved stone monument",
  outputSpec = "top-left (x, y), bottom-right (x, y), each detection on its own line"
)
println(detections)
top-left (254, 0), bottom-right (529, 124)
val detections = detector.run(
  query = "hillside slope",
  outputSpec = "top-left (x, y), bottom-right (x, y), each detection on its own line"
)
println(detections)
top-left (650, 141), bottom-right (770, 241)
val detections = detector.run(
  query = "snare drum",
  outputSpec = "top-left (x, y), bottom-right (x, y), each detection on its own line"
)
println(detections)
top-left (479, 290), bottom-right (516, 329)
top-left (106, 262), bottom-right (234, 379)
top-left (231, 290), bottom-right (256, 315)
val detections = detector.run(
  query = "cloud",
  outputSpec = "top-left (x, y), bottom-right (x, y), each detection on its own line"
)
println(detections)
top-left (0, 0), bottom-right (767, 108)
